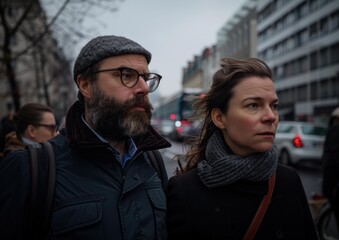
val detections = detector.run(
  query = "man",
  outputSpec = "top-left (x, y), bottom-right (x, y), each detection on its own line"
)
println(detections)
top-left (0, 35), bottom-right (171, 239)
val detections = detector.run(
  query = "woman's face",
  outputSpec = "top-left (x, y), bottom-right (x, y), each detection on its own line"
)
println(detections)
top-left (27, 112), bottom-right (58, 143)
top-left (212, 76), bottom-right (279, 156)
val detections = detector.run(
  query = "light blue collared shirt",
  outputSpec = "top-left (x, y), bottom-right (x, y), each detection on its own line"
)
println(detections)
top-left (22, 136), bottom-right (37, 145)
top-left (81, 115), bottom-right (137, 167)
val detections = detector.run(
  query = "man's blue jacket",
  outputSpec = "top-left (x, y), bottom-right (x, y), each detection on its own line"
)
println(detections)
top-left (0, 101), bottom-right (171, 239)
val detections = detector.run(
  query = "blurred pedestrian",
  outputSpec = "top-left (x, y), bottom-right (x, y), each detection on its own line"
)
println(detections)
top-left (166, 58), bottom-right (319, 240)
top-left (0, 35), bottom-right (170, 239)
top-left (2, 102), bottom-right (58, 157)
top-left (322, 107), bottom-right (339, 229)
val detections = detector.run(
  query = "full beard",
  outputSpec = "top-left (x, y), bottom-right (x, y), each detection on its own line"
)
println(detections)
top-left (86, 85), bottom-right (153, 141)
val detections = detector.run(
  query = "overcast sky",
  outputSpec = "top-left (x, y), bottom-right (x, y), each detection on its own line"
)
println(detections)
top-left (73, 0), bottom-right (247, 98)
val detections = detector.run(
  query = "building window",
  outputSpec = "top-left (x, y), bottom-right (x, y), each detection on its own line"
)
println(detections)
top-left (286, 62), bottom-right (293, 77)
top-left (330, 76), bottom-right (339, 97)
top-left (279, 89), bottom-right (287, 103)
top-left (286, 11), bottom-right (295, 25)
top-left (310, 22), bottom-right (318, 39)
top-left (300, 29), bottom-right (308, 44)
top-left (320, 79), bottom-right (329, 98)
top-left (277, 65), bottom-right (284, 79)
top-left (320, 47), bottom-right (329, 67)
top-left (295, 2), bottom-right (308, 20)
top-left (297, 84), bottom-right (307, 101)
top-left (320, 17), bottom-right (329, 34)
top-left (286, 37), bottom-right (293, 51)
top-left (295, 32), bottom-right (302, 47)
top-left (301, 56), bottom-right (308, 72)
top-left (310, 51), bottom-right (318, 69)
top-left (311, 82), bottom-right (318, 99)
top-left (330, 10), bottom-right (339, 30)
top-left (267, 48), bottom-right (273, 59)
top-left (330, 43), bottom-right (339, 64)
top-left (293, 57), bottom-right (307, 75)
top-left (293, 59), bottom-right (299, 75)
top-left (283, 63), bottom-right (288, 78)
top-left (288, 88), bottom-right (296, 103)
top-left (267, 26), bottom-right (273, 38)
top-left (310, 0), bottom-right (318, 12)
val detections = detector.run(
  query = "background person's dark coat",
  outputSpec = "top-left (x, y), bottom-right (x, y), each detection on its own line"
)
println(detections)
top-left (322, 124), bottom-right (339, 226)
top-left (166, 164), bottom-right (319, 240)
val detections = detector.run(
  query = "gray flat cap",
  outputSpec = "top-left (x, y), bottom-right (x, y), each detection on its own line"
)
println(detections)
top-left (73, 35), bottom-right (152, 82)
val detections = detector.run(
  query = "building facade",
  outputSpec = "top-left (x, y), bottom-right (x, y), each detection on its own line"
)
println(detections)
top-left (182, 54), bottom-right (205, 89)
top-left (180, 0), bottom-right (339, 124)
top-left (257, 0), bottom-right (339, 123)
top-left (217, 0), bottom-right (258, 59)
top-left (181, 0), bottom-right (258, 93)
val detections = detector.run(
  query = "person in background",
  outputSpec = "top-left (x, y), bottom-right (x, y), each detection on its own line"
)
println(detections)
top-left (166, 58), bottom-right (319, 240)
top-left (0, 35), bottom-right (170, 240)
top-left (2, 102), bottom-right (58, 157)
top-left (322, 106), bottom-right (339, 229)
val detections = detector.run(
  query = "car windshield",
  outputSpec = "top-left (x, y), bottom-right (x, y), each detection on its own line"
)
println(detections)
top-left (301, 125), bottom-right (327, 136)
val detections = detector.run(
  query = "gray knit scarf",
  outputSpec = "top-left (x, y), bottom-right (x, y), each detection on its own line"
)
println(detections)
top-left (198, 131), bottom-right (278, 189)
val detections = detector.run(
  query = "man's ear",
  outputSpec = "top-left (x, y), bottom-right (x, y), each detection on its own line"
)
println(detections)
top-left (76, 75), bottom-right (91, 98)
top-left (211, 108), bottom-right (226, 130)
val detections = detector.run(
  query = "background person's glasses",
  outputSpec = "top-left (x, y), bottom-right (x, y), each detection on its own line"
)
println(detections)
top-left (35, 123), bottom-right (57, 133)
top-left (93, 67), bottom-right (162, 93)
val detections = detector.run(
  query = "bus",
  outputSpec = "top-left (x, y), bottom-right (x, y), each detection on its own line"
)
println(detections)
top-left (153, 88), bottom-right (206, 141)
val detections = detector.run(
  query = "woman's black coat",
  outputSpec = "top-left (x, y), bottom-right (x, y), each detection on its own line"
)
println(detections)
top-left (166, 164), bottom-right (319, 240)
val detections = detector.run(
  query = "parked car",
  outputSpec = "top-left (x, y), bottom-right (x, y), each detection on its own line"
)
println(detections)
top-left (274, 121), bottom-right (328, 166)
top-left (158, 120), bottom-right (175, 137)
top-left (169, 120), bottom-right (193, 142)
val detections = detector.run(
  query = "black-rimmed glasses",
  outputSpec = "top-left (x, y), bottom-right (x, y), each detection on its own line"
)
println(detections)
top-left (93, 67), bottom-right (162, 93)
top-left (35, 123), bottom-right (57, 133)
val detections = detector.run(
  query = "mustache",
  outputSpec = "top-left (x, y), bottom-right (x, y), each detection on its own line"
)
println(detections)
top-left (128, 95), bottom-right (153, 112)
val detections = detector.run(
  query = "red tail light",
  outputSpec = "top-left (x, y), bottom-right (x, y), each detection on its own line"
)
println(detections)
top-left (292, 134), bottom-right (303, 147)
top-left (311, 192), bottom-right (326, 201)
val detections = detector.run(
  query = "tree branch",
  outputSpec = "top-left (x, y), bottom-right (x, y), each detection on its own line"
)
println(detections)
top-left (13, 0), bottom-right (71, 60)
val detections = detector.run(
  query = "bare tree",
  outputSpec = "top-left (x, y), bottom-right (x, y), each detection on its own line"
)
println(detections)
top-left (0, 0), bottom-right (122, 112)
top-left (41, 0), bottom-right (123, 59)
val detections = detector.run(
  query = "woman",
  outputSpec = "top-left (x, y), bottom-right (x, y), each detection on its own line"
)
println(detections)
top-left (166, 58), bottom-right (319, 239)
top-left (3, 103), bottom-right (58, 156)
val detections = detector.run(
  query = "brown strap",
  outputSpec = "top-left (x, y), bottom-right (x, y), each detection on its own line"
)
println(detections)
top-left (243, 173), bottom-right (276, 240)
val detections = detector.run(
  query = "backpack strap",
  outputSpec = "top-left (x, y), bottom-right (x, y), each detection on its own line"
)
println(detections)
top-left (146, 150), bottom-right (168, 190)
top-left (27, 141), bottom-right (56, 239)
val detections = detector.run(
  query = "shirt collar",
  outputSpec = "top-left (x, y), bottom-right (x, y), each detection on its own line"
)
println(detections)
top-left (22, 136), bottom-right (37, 145)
